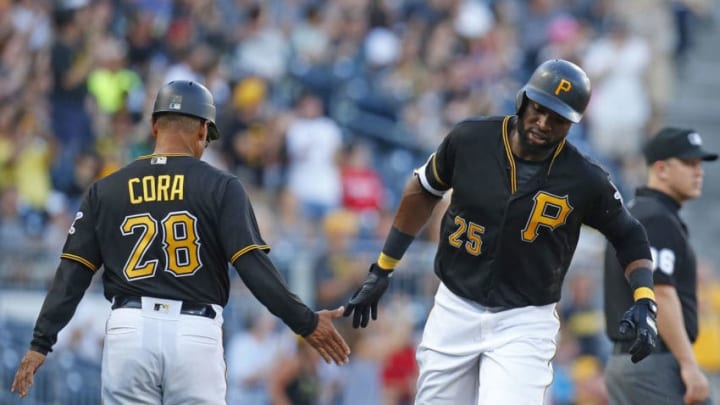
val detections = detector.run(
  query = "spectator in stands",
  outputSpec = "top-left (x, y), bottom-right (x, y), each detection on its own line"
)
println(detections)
top-left (283, 90), bottom-right (344, 226)
top-left (226, 308), bottom-right (291, 405)
top-left (340, 141), bottom-right (385, 233)
top-left (583, 17), bottom-right (651, 192)
top-left (314, 209), bottom-right (365, 309)
top-left (48, 0), bottom-right (98, 193)
top-left (268, 338), bottom-right (323, 405)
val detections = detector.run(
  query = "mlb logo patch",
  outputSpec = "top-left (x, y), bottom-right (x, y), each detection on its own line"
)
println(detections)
top-left (687, 132), bottom-right (702, 146)
top-left (169, 95), bottom-right (183, 110)
top-left (151, 156), bottom-right (167, 165)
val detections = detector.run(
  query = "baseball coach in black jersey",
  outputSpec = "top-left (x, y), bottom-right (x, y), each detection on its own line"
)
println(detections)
top-left (604, 127), bottom-right (717, 405)
top-left (343, 59), bottom-right (658, 404)
top-left (11, 80), bottom-right (350, 403)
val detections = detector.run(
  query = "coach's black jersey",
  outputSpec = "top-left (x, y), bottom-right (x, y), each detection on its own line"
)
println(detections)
top-left (416, 116), bottom-right (633, 308)
top-left (604, 187), bottom-right (699, 343)
top-left (62, 153), bottom-right (269, 306)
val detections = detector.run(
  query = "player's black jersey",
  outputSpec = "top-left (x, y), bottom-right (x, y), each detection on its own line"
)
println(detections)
top-left (604, 187), bottom-right (699, 343)
top-left (61, 153), bottom-right (269, 306)
top-left (416, 116), bottom-right (630, 308)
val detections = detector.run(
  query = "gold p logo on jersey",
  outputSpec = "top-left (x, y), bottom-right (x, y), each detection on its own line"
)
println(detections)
top-left (554, 79), bottom-right (572, 95)
top-left (521, 192), bottom-right (573, 242)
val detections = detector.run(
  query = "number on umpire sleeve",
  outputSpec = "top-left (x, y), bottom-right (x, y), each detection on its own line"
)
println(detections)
top-left (650, 247), bottom-right (675, 275)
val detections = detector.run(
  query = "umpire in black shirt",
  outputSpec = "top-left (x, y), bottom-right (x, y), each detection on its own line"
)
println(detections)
top-left (604, 127), bottom-right (717, 405)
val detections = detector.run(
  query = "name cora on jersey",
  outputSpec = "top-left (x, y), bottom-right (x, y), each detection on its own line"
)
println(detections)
top-left (128, 175), bottom-right (185, 204)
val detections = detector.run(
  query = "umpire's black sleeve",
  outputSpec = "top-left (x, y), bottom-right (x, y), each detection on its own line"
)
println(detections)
top-left (232, 249), bottom-right (319, 337)
top-left (30, 259), bottom-right (95, 354)
top-left (598, 208), bottom-right (652, 268)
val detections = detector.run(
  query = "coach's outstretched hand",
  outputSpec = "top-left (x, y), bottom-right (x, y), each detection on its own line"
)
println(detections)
top-left (343, 263), bottom-right (393, 328)
top-left (619, 298), bottom-right (658, 363)
top-left (304, 306), bottom-right (351, 365)
top-left (11, 350), bottom-right (46, 398)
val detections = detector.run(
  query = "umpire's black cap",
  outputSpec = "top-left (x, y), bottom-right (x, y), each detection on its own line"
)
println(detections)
top-left (643, 127), bottom-right (718, 164)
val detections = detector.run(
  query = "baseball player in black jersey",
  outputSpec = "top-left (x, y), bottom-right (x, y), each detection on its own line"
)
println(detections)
top-left (11, 80), bottom-right (350, 403)
top-left (604, 127), bottom-right (717, 405)
top-left (343, 59), bottom-right (658, 404)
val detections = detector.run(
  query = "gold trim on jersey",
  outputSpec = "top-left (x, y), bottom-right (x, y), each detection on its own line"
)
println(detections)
top-left (230, 244), bottom-right (271, 263)
top-left (502, 116), bottom-right (567, 194)
top-left (501, 116), bottom-right (517, 193)
top-left (547, 139), bottom-right (566, 174)
top-left (137, 153), bottom-right (194, 160)
top-left (431, 154), bottom-right (449, 187)
top-left (60, 253), bottom-right (98, 272)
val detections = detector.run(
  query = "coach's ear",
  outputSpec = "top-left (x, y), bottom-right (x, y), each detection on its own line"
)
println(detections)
top-left (150, 116), bottom-right (159, 139)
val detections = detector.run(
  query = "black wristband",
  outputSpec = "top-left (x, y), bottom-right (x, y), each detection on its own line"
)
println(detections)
top-left (377, 226), bottom-right (415, 270)
top-left (628, 267), bottom-right (655, 301)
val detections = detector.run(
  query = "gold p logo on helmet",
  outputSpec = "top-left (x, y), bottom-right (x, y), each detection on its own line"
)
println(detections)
top-left (554, 79), bottom-right (572, 95)
top-left (515, 59), bottom-right (591, 123)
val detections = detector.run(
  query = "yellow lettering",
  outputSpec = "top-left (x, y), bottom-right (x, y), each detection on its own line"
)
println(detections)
top-left (128, 175), bottom-right (184, 204)
top-left (521, 192), bottom-right (573, 242)
top-left (128, 178), bottom-right (141, 204)
top-left (554, 79), bottom-right (572, 95)
top-left (157, 175), bottom-right (171, 201)
top-left (142, 176), bottom-right (156, 202)
top-left (170, 175), bottom-right (184, 201)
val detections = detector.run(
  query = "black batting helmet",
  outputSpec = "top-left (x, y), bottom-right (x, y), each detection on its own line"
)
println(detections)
top-left (152, 80), bottom-right (219, 141)
top-left (515, 59), bottom-right (591, 123)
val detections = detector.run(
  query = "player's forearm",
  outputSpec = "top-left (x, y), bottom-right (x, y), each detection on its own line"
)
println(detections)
top-left (377, 179), bottom-right (441, 270)
top-left (233, 250), bottom-right (318, 337)
top-left (31, 260), bottom-right (94, 354)
top-left (393, 178), bottom-right (442, 235)
top-left (655, 285), bottom-right (698, 367)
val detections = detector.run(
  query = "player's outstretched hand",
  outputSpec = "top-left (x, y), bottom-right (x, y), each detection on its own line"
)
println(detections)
top-left (343, 263), bottom-right (393, 328)
top-left (304, 306), bottom-right (351, 366)
top-left (11, 350), bottom-right (46, 398)
top-left (619, 298), bottom-right (658, 363)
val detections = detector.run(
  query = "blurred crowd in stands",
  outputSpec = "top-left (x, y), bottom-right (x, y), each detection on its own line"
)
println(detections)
top-left (1, 0), bottom-right (720, 404)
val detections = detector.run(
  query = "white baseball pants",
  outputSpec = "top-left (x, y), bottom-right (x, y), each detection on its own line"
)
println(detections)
top-left (101, 297), bottom-right (226, 404)
top-left (415, 283), bottom-right (559, 405)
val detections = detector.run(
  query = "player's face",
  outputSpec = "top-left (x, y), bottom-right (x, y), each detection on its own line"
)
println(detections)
top-left (518, 101), bottom-right (572, 156)
top-left (663, 158), bottom-right (704, 201)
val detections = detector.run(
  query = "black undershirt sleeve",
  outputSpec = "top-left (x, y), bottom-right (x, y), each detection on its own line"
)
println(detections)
top-left (30, 259), bottom-right (95, 354)
top-left (232, 249), bottom-right (318, 337)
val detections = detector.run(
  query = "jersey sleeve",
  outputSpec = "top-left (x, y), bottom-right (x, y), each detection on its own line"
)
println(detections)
top-left (60, 186), bottom-right (102, 272)
top-left (413, 126), bottom-right (458, 196)
top-left (643, 215), bottom-right (683, 286)
top-left (583, 173), bottom-right (625, 229)
top-left (218, 177), bottom-right (271, 264)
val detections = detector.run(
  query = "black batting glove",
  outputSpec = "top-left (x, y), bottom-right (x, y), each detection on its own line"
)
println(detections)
top-left (619, 298), bottom-right (658, 363)
top-left (343, 263), bottom-right (393, 328)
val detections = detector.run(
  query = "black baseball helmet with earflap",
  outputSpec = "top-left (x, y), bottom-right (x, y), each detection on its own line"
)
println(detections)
top-left (515, 59), bottom-right (591, 123)
top-left (152, 80), bottom-right (220, 141)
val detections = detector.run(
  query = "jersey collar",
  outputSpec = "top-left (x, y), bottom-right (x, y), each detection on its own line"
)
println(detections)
top-left (502, 115), bottom-right (566, 194)
top-left (635, 187), bottom-right (681, 213)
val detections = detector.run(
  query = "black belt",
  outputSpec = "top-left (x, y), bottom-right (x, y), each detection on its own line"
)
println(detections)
top-left (612, 339), bottom-right (669, 355)
top-left (112, 296), bottom-right (217, 319)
